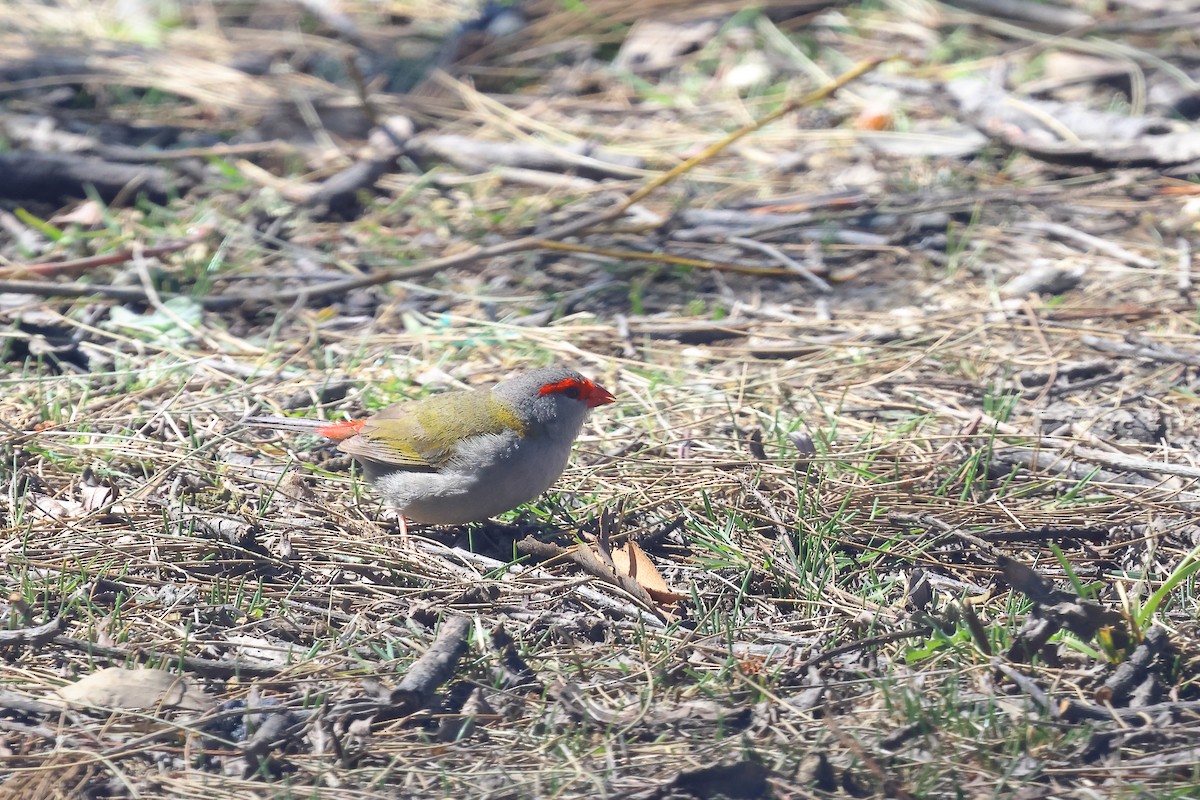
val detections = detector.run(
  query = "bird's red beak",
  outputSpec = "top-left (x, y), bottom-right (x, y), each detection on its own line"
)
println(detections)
top-left (586, 382), bottom-right (616, 408)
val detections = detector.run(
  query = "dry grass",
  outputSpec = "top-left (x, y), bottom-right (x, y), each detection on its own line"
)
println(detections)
top-left (2, 1), bottom-right (1200, 798)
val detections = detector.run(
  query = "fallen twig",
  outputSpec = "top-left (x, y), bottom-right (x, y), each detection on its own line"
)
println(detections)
top-left (0, 617), bottom-right (64, 647)
top-left (787, 627), bottom-right (932, 674)
top-left (1081, 334), bottom-right (1200, 367)
top-left (51, 634), bottom-right (282, 680)
top-left (2, 228), bottom-right (211, 279)
top-left (383, 615), bottom-right (472, 716)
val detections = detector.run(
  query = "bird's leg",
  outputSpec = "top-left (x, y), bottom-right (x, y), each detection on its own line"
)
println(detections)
top-left (398, 514), bottom-right (410, 548)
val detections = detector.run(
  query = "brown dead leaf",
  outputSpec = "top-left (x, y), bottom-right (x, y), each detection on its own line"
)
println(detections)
top-left (54, 667), bottom-right (215, 712)
top-left (610, 541), bottom-right (687, 605)
top-left (613, 19), bottom-right (719, 74)
top-left (49, 200), bottom-right (105, 227)
top-left (80, 469), bottom-right (118, 513)
top-left (999, 555), bottom-right (1062, 603)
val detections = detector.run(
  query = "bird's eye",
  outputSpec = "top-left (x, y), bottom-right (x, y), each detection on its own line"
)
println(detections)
top-left (562, 385), bottom-right (580, 399)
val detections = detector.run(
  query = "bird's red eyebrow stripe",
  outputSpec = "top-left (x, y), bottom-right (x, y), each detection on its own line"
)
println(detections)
top-left (539, 377), bottom-right (615, 407)
top-left (538, 378), bottom-right (586, 397)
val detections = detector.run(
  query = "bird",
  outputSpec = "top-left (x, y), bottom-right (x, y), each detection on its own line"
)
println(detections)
top-left (245, 367), bottom-right (615, 530)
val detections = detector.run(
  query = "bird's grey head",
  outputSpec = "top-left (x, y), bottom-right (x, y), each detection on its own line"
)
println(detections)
top-left (493, 367), bottom-right (615, 437)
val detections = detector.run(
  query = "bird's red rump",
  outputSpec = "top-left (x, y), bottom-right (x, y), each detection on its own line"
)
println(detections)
top-left (538, 377), bottom-right (616, 408)
top-left (315, 419), bottom-right (366, 440)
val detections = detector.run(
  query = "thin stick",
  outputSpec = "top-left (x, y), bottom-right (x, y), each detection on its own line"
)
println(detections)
top-left (0, 58), bottom-right (887, 310)
top-left (618, 57), bottom-right (889, 212)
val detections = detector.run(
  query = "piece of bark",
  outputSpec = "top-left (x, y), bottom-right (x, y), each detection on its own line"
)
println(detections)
top-left (385, 616), bottom-right (472, 717)
top-left (0, 152), bottom-right (175, 204)
top-left (0, 617), bottom-right (63, 647)
top-left (1099, 626), bottom-right (1171, 705)
top-left (405, 134), bottom-right (643, 179)
top-left (304, 157), bottom-right (394, 220)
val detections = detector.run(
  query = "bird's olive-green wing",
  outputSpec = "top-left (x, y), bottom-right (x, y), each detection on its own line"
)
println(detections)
top-left (336, 388), bottom-right (526, 469)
